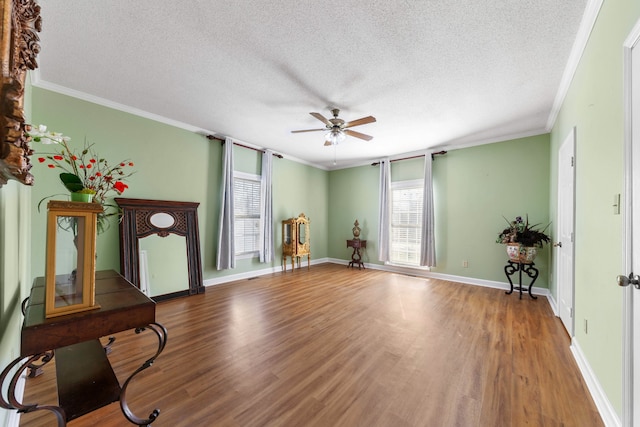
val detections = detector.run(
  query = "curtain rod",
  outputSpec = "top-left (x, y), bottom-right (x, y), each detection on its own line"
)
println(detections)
top-left (370, 150), bottom-right (447, 166)
top-left (206, 135), bottom-right (283, 158)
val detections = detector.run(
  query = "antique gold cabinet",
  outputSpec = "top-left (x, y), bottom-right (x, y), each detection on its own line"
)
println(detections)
top-left (282, 213), bottom-right (310, 271)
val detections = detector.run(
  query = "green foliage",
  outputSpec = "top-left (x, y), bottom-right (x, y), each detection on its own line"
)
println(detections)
top-left (496, 215), bottom-right (551, 248)
top-left (59, 172), bottom-right (84, 192)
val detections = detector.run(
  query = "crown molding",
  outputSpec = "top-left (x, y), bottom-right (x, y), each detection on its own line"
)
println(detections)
top-left (546, 0), bottom-right (604, 130)
top-left (29, 69), bottom-right (551, 173)
top-left (332, 127), bottom-right (549, 171)
top-left (30, 71), bottom-right (329, 170)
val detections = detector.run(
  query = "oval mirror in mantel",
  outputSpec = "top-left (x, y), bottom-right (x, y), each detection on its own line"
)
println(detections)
top-left (149, 212), bottom-right (175, 229)
top-left (115, 198), bottom-right (205, 301)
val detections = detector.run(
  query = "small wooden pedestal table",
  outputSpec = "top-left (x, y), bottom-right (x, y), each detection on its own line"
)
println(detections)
top-left (0, 270), bottom-right (168, 426)
top-left (504, 260), bottom-right (539, 299)
top-left (346, 239), bottom-right (367, 269)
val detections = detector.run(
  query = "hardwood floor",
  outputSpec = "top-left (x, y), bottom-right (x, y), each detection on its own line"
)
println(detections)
top-left (18, 263), bottom-right (603, 426)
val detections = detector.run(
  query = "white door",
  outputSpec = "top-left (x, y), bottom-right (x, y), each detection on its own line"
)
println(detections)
top-left (622, 18), bottom-right (640, 427)
top-left (557, 128), bottom-right (576, 336)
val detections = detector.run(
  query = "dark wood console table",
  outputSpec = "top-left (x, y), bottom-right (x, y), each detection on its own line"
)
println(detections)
top-left (346, 239), bottom-right (367, 269)
top-left (0, 270), bottom-right (167, 426)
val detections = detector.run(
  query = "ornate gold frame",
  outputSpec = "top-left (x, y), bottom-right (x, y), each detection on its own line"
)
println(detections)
top-left (0, 0), bottom-right (41, 188)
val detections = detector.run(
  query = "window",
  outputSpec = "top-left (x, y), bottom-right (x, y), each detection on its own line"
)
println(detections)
top-left (390, 179), bottom-right (423, 266)
top-left (234, 172), bottom-right (261, 257)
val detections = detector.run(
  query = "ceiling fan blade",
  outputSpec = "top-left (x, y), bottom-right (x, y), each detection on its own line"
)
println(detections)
top-left (344, 116), bottom-right (376, 128)
top-left (344, 129), bottom-right (373, 141)
top-left (291, 128), bottom-right (326, 133)
top-left (310, 112), bottom-right (331, 126)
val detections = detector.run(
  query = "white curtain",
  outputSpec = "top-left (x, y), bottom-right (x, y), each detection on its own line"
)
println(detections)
top-left (377, 158), bottom-right (391, 262)
top-left (216, 138), bottom-right (235, 270)
top-left (420, 151), bottom-right (436, 267)
top-left (259, 149), bottom-right (274, 263)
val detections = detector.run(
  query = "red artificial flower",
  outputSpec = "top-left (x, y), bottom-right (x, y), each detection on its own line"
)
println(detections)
top-left (71, 155), bottom-right (78, 161)
top-left (38, 157), bottom-right (45, 163)
top-left (96, 172), bottom-right (102, 177)
top-left (53, 155), bottom-right (63, 160)
top-left (79, 165), bottom-right (85, 169)
top-left (48, 164), bottom-right (55, 168)
top-left (128, 162), bottom-right (134, 167)
top-left (113, 181), bottom-right (128, 193)
top-left (86, 163), bottom-right (92, 169)
top-left (89, 176), bottom-right (95, 181)
top-left (120, 163), bottom-right (125, 167)
top-left (90, 158), bottom-right (97, 163)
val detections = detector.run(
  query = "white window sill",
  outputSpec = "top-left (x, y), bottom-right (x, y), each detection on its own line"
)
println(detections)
top-left (236, 252), bottom-right (259, 260)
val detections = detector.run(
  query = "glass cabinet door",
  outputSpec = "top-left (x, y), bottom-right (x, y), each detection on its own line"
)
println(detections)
top-left (284, 223), bottom-right (292, 245)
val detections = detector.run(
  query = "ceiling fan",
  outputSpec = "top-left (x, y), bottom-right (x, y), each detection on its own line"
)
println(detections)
top-left (291, 108), bottom-right (376, 146)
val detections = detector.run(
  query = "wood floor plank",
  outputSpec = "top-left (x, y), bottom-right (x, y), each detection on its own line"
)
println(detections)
top-left (18, 264), bottom-right (604, 426)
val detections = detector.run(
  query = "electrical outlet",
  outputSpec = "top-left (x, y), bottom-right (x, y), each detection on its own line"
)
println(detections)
top-left (462, 260), bottom-right (468, 268)
top-left (584, 319), bottom-right (588, 334)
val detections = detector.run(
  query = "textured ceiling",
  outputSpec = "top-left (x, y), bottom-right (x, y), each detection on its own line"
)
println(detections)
top-left (33, 1), bottom-right (588, 169)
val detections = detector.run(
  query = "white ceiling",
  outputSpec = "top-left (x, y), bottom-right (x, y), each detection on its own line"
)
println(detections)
top-left (33, 1), bottom-right (588, 170)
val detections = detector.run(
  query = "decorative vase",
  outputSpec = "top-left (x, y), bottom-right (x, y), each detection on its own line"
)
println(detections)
top-left (70, 192), bottom-right (94, 203)
top-left (352, 219), bottom-right (361, 240)
top-left (506, 243), bottom-right (537, 263)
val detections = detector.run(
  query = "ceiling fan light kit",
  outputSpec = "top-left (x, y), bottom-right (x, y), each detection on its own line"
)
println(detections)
top-left (325, 129), bottom-right (346, 146)
top-left (292, 108), bottom-right (376, 145)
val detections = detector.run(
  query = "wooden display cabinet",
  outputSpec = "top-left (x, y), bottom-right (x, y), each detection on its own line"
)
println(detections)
top-left (282, 213), bottom-right (310, 271)
top-left (45, 200), bottom-right (103, 318)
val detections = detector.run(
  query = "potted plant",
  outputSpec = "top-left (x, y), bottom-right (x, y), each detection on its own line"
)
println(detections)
top-left (28, 124), bottom-right (135, 233)
top-left (496, 215), bottom-right (551, 263)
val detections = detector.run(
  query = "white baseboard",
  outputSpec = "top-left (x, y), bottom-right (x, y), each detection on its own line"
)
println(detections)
top-left (546, 291), bottom-right (559, 316)
top-left (570, 338), bottom-right (621, 427)
top-left (205, 258), bottom-right (550, 298)
top-left (334, 258), bottom-right (550, 297)
top-left (203, 257), bottom-right (331, 287)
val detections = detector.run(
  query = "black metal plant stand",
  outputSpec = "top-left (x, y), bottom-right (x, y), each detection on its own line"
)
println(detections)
top-left (504, 260), bottom-right (539, 299)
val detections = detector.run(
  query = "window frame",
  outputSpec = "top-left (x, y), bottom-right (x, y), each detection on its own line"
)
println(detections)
top-left (389, 179), bottom-right (424, 267)
top-left (233, 171), bottom-right (262, 259)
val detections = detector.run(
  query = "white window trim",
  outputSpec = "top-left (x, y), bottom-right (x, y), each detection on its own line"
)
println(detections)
top-left (234, 171), bottom-right (261, 259)
top-left (387, 179), bottom-right (429, 269)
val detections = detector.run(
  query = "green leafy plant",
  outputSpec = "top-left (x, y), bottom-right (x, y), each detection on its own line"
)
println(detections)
top-left (29, 124), bottom-right (135, 233)
top-left (496, 215), bottom-right (551, 248)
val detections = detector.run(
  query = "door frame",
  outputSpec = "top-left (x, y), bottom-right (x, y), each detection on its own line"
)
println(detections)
top-left (556, 127), bottom-right (576, 336)
top-left (622, 16), bottom-right (640, 427)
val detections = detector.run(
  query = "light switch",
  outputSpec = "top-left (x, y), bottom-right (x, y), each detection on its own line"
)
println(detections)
top-left (613, 193), bottom-right (621, 215)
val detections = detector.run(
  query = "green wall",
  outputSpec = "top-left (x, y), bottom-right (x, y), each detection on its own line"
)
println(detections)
top-left (549, 0), bottom-right (640, 416)
top-left (29, 87), bottom-right (329, 284)
top-left (30, 88), bottom-right (214, 280)
top-left (328, 163), bottom-right (380, 263)
top-left (328, 135), bottom-right (551, 286)
top-left (435, 136), bottom-right (550, 283)
top-left (272, 158), bottom-right (329, 263)
top-left (0, 181), bottom-right (31, 427)
top-left (205, 144), bottom-right (330, 278)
